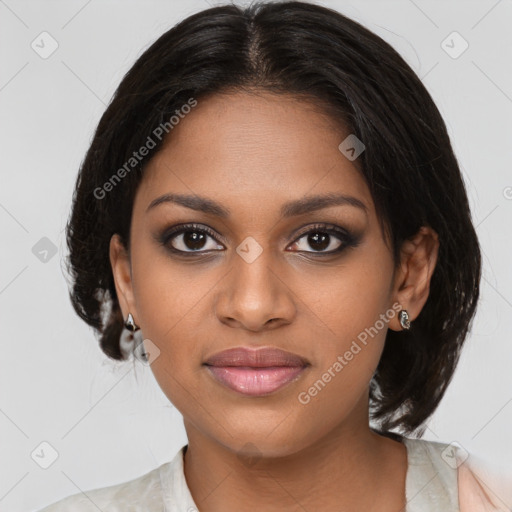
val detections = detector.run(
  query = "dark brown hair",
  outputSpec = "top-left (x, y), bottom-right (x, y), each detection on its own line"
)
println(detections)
top-left (65, 1), bottom-right (481, 436)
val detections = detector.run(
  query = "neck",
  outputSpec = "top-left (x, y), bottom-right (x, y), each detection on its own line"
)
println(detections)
top-left (182, 398), bottom-right (408, 512)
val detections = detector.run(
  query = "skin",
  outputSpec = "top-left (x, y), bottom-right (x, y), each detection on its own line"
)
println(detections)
top-left (110, 89), bottom-right (439, 511)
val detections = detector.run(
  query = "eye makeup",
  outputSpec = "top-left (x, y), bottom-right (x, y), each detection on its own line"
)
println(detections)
top-left (154, 221), bottom-right (363, 259)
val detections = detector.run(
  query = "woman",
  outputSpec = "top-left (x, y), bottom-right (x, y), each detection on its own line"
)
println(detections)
top-left (39, 1), bottom-right (510, 510)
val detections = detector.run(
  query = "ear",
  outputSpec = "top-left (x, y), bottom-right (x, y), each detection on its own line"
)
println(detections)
top-left (388, 226), bottom-right (439, 331)
top-left (109, 233), bottom-right (139, 325)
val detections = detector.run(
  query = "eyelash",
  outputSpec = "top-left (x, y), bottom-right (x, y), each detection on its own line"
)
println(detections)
top-left (157, 222), bottom-right (361, 258)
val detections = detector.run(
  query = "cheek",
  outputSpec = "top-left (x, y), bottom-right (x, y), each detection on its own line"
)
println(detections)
top-left (127, 241), bottom-right (251, 420)
top-left (128, 246), bottom-right (210, 395)
top-left (301, 252), bottom-right (394, 347)
top-left (295, 254), bottom-right (394, 404)
top-left (130, 240), bottom-right (217, 340)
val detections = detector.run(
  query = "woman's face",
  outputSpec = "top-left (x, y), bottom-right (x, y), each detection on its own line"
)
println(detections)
top-left (111, 90), bottom-right (414, 457)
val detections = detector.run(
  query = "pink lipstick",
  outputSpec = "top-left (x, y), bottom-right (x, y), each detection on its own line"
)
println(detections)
top-left (204, 346), bottom-right (309, 397)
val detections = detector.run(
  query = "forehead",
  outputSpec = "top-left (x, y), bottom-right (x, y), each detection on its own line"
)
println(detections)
top-left (136, 90), bottom-right (373, 219)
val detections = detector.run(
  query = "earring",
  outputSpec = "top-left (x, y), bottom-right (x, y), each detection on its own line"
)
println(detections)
top-left (398, 310), bottom-right (411, 330)
top-left (124, 312), bottom-right (140, 332)
top-left (120, 312), bottom-right (142, 360)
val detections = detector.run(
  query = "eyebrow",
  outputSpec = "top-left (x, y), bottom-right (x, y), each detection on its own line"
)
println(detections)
top-left (146, 192), bottom-right (368, 217)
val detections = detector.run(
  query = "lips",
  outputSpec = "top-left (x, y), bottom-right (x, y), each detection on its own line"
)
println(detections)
top-left (203, 347), bottom-right (309, 397)
top-left (204, 347), bottom-right (308, 367)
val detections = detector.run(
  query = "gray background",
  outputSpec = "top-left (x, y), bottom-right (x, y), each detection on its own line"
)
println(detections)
top-left (1, 0), bottom-right (511, 510)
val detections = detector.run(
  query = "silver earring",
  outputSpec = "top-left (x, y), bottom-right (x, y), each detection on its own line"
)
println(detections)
top-left (120, 313), bottom-right (142, 360)
top-left (124, 312), bottom-right (140, 332)
top-left (398, 310), bottom-right (411, 330)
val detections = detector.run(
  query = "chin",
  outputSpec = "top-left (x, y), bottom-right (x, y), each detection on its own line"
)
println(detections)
top-left (212, 424), bottom-right (315, 462)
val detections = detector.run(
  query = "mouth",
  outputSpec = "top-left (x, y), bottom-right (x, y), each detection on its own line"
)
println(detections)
top-left (203, 346), bottom-right (310, 397)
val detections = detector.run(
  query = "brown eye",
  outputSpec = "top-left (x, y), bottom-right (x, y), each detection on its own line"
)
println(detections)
top-left (179, 230), bottom-right (208, 251)
top-left (288, 224), bottom-right (359, 255)
top-left (290, 231), bottom-right (342, 253)
top-left (160, 224), bottom-right (224, 254)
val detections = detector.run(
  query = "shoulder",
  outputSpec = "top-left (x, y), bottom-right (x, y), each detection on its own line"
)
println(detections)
top-left (37, 461), bottom-right (171, 512)
top-left (402, 437), bottom-right (512, 512)
top-left (458, 456), bottom-right (512, 511)
top-left (402, 437), bottom-right (460, 510)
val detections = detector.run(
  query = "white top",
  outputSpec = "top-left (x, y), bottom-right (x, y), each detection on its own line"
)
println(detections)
top-left (38, 438), bottom-right (511, 511)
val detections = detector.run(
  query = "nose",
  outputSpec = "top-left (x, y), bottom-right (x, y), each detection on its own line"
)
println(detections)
top-left (214, 248), bottom-right (297, 332)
